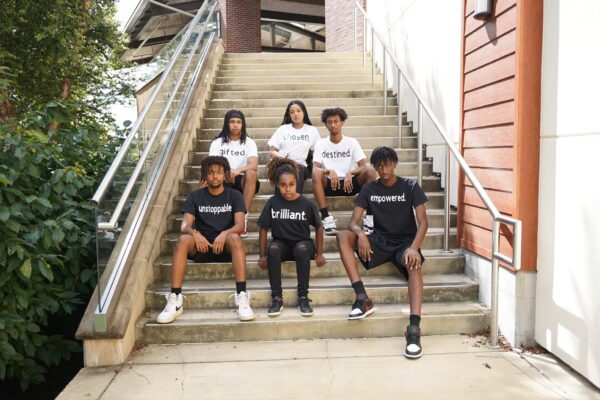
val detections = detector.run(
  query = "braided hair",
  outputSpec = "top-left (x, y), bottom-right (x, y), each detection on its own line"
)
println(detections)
top-left (266, 157), bottom-right (299, 186)
top-left (281, 100), bottom-right (313, 126)
top-left (216, 109), bottom-right (248, 144)
top-left (369, 146), bottom-right (398, 167)
top-left (200, 156), bottom-right (231, 182)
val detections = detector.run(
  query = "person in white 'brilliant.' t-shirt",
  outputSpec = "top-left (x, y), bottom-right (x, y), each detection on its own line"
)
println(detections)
top-left (208, 109), bottom-right (259, 237)
top-left (312, 108), bottom-right (377, 236)
top-left (268, 100), bottom-right (320, 194)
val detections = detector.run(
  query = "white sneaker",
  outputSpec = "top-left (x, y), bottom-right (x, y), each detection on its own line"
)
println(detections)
top-left (240, 213), bottom-right (249, 238)
top-left (157, 292), bottom-right (183, 324)
top-left (323, 215), bottom-right (337, 236)
top-left (235, 291), bottom-right (256, 321)
top-left (362, 214), bottom-right (374, 235)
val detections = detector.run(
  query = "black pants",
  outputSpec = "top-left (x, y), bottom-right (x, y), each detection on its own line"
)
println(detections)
top-left (267, 239), bottom-right (315, 298)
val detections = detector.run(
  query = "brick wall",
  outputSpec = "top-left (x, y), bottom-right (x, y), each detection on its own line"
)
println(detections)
top-left (325, 0), bottom-right (366, 52)
top-left (218, 0), bottom-right (262, 53)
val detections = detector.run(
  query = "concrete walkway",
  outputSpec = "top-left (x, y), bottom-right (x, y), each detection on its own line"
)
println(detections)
top-left (58, 335), bottom-right (599, 400)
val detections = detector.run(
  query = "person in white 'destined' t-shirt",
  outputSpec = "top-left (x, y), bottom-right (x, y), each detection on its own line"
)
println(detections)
top-left (208, 109), bottom-right (259, 237)
top-left (312, 108), bottom-right (377, 236)
top-left (268, 100), bottom-right (320, 194)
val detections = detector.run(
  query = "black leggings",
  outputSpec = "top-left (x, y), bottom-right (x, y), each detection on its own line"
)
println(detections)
top-left (267, 239), bottom-right (315, 298)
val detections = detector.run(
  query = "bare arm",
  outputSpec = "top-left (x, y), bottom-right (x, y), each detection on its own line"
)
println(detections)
top-left (349, 159), bottom-right (368, 176)
top-left (269, 145), bottom-right (282, 159)
top-left (411, 204), bottom-right (429, 251)
top-left (180, 213), bottom-right (196, 235)
top-left (234, 156), bottom-right (258, 174)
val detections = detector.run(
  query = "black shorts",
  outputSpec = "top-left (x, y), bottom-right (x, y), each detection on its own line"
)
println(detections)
top-left (188, 248), bottom-right (231, 263)
top-left (355, 232), bottom-right (425, 279)
top-left (324, 175), bottom-right (362, 196)
top-left (225, 173), bottom-right (261, 194)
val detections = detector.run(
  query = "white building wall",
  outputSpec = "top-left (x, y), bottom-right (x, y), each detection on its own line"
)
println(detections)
top-left (536, 0), bottom-right (600, 388)
top-left (365, 0), bottom-right (462, 205)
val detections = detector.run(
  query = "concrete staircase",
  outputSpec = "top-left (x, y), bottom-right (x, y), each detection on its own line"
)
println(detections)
top-left (138, 52), bottom-right (488, 344)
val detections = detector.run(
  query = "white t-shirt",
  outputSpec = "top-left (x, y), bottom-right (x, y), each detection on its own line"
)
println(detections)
top-left (208, 137), bottom-right (258, 170)
top-left (267, 124), bottom-right (320, 166)
top-left (312, 136), bottom-right (366, 177)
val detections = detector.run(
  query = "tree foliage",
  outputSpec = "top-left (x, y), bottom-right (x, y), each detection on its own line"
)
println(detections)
top-left (0, 0), bottom-right (132, 390)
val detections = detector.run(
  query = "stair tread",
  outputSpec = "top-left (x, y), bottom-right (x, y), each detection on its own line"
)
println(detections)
top-left (143, 301), bottom-right (486, 326)
top-left (149, 273), bottom-right (475, 293)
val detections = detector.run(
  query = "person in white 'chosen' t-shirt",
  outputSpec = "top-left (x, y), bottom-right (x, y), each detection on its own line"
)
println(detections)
top-left (312, 108), bottom-right (377, 236)
top-left (208, 109), bottom-right (259, 237)
top-left (268, 100), bottom-right (320, 194)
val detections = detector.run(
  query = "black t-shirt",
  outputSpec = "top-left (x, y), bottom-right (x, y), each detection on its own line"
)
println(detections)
top-left (355, 177), bottom-right (428, 242)
top-left (181, 187), bottom-right (246, 242)
top-left (257, 194), bottom-right (321, 243)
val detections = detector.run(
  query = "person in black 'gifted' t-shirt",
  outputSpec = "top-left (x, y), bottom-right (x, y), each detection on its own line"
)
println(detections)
top-left (336, 146), bottom-right (429, 359)
top-left (157, 156), bottom-right (255, 324)
top-left (258, 158), bottom-right (327, 317)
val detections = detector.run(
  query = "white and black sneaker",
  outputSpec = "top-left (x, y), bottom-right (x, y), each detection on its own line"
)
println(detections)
top-left (323, 215), bottom-right (337, 236)
top-left (404, 325), bottom-right (423, 359)
top-left (297, 296), bottom-right (313, 317)
top-left (268, 296), bottom-right (284, 317)
top-left (362, 214), bottom-right (374, 235)
top-left (348, 297), bottom-right (375, 320)
top-left (157, 292), bottom-right (183, 324)
top-left (234, 291), bottom-right (256, 321)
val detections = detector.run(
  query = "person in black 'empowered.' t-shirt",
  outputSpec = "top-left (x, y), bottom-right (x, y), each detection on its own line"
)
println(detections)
top-left (336, 146), bottom-right (429, 360)
top-left (258, 158), bottom-right (326, 317)
top-left (157, 156), bottom-right (255, 324)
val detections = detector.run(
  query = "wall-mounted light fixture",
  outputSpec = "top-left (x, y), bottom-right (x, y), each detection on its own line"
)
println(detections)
top-left (473, 0), bottom-right (493, 20)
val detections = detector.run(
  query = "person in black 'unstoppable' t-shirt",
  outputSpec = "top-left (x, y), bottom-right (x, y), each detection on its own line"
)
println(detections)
top-left (336, 146), bottom-right (429, 359)
top-left (258, 158), bottom-right (326, 317)
top-left (157, 156), bottom-right (255, 324)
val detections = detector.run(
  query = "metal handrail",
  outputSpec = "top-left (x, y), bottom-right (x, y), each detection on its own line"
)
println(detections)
top-left (354, 1), bottom-right (522, 348)
top-left (92, 2), bottom-right (219, 331)
top-left (92, 0), bottom-right (211, 209)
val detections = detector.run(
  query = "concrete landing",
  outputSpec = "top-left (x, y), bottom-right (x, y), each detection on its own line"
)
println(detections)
top-left (58, 335), bottom-right (599, 399)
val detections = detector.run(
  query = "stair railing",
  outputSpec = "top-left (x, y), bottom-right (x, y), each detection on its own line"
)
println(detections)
top-left (353, 1), bottom-right (522, 348)
top-left (90, 0), bottom-right (220, 332)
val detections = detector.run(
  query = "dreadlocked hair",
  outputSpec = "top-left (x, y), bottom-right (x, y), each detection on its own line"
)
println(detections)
top-left (370, 146), bottom-right (398, 167)
top-left (200, 156), bottom-right (231, 182)
top-left (320, 107), bottom-right (348, 123)
top-left (266, 157), bottom-right (299, 186)
top-left (281, 100), bottom-right (313, 126)
top-left (216, 109), bottom-right (248, 144)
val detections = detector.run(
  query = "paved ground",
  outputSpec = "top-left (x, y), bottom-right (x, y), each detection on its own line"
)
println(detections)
top-left (58, 335), bottom-right (599, 399)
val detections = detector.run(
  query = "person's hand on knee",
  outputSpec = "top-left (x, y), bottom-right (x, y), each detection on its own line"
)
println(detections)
top-left (193, 231), bottom-right (210, 254)
top-left (403, 247), bottom-right (421, 270)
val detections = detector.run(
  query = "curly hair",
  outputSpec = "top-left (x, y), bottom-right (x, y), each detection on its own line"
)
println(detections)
top-left (282, 100), bottom-right (313, 126)
top-left (320, 107), bottom-right (348, 123)
top-left (266, 157), bottom-right (299, 186)
top-left (200, 156), bottom-right (231, 182)
top-left (370, 146), bottom-right (398, 167)
top-left (216, 109), bottom-right (248, 144)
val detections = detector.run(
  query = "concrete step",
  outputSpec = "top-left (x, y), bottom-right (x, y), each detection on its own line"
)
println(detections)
top-left (213, 82), bottom-right (385, 92)
top-left (146, 273), bottom-right (478, 310)
top-left (194, 137), bottom-right (415, 152)
top-left (211, 89), bottom-right (394, 100)
top-left (197, 126), bottom-right (409, 139)
top-left (219, 63), bottom-right (374, 71)
top-left (188, 148), bottom-right (422, 165)
top-left (215, 75), bottom-right (384, 84)
top-left (153, 249), bottom-right (465, 282)
top-left (178, 176), bottom-right (442, 200)
top-left (209, 97), bottom-right (397, 108)
top-left (183, 162), bottom-right (434, 181)
top-left (140, 301), bottom-right (488, 344)
top-left (205, 105), bottom-right (397, 118)
top-left (200, 116), bottom-right (401, 129)
top-left (221, 56), bottom-right (370, 65)
top-left (167, 207), bottom-right (456, 233)
top-left (223, 52), bottom-right (366, 59)
top-left (218, 68), bottom-right (379, 77)
top-left (161, 228), bottom-right (458, 255)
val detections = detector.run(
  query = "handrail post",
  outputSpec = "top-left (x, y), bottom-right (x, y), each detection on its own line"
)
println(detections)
top-left (383, 49), bottom-right (387, 115)
top-left (397, 69), bottom-right (402, 149)
top-left (417, 103), bottom-right (423, 186)
top-left (371, 26), bottom-right (375, 87)
top-left (488, 219), bottom-right (501, 348)
top-left (353, 6), bottom-right (357, 52)
top-left (443, 146), bottom-right (451, 251)
top-left (362, 14), bottom-right (366, 67)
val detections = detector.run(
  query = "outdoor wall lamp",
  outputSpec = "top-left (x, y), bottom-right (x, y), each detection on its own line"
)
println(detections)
top-left (473, 0), bottom-right (493, 20)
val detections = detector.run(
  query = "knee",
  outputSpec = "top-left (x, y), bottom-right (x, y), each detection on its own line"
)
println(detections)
top-left (336, 230), bottom-right (352, 245)
top-left (175, 234), bottom-right (193, 252)
top-left (312, 168), bottom-right (323, 181)
top-left (226, 233), bottom-right (242, 248)
top-left (293, 242), bottom-right (310, 258)
top-left (364, 167), bottom-right (378, 181)
top-left (245, 169), bottom-right (257, 181)
top-left (268, 242), bottom-right (283, 259)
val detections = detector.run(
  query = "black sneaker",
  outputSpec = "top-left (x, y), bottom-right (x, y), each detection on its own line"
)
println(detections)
top-left (268, 296), bottom-right (284, 317)
top-left (347, 297), bottom-right (375, 320)
top-left (404, 325), bottom-right (423, 359)
top-left (297, 296), bottom-right (313, 317)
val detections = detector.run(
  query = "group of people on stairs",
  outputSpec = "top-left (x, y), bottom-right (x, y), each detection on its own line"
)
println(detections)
top-left (157, 101), bottom-right (429, 359)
